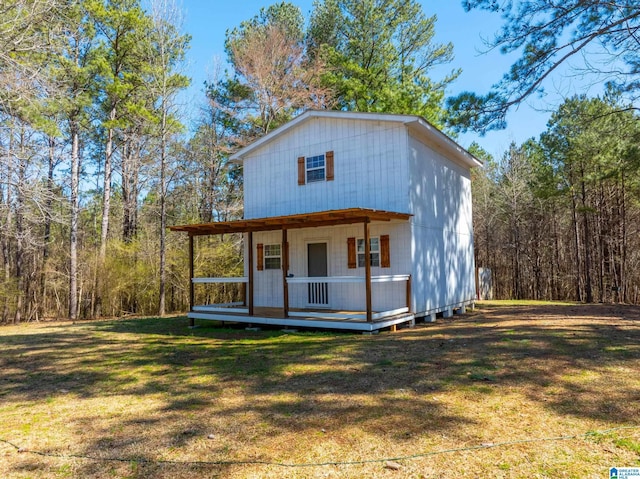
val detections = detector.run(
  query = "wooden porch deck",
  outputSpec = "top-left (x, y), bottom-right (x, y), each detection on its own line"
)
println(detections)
top-left (187, 306), bottom-right (415, 332)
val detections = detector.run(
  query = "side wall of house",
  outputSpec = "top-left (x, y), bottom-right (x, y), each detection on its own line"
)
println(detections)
top-left (249, 221), bottom-right (411, 312)
top-left (243, 117), bottom-right (410, 219)
top-left (407, 132), bottom-right (476, 314)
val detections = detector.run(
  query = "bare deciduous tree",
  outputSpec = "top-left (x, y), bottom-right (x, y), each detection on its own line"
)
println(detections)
top-left (229, 23), bottom-right (333, 135)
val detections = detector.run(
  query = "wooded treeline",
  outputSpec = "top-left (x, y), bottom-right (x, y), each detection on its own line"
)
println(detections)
top-left (472, 95), bottom-right (640, 304)
top-left (0, 0), bottom-right (459, 321)
top-left (0, 0), bottom-right (198, 321)
top-left (1, 0), bottom-right (639, 323)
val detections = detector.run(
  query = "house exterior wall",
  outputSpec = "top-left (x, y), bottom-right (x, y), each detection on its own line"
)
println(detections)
top-left (242, 117), bottom-right (410, 219)
top-left (250, 221), bottom-right (411, 312)
top-left (407, 132), bottom-right (476, 314)
top-left (238, 113), bottom-right (477, 318)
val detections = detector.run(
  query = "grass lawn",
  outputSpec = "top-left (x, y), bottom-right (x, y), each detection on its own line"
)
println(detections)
top-left (0, 301), bottom-right (639, 478)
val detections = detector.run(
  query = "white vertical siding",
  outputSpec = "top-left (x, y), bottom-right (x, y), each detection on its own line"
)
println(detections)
top-left (242, 114), bottom-right (476, 317)
top-left (407, 132), bottom-right (476, 314)
top-left (243, 117), bottom-right (410, 219)
top-left (251, 222), bottom-right (411, 312)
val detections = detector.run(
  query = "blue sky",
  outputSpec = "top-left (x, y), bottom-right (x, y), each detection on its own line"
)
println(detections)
top-left (178, 1), bottom-right (570, 159)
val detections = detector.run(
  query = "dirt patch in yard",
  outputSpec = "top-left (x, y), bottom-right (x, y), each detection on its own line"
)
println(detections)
top-left (0, 301), bottom-right (638, 478)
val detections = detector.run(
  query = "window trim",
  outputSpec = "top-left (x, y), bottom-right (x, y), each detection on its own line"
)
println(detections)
top-left (298, 151), bottom-right (334, 185)
top-left (263, 243), bottom-right (282, 270)
top-left (305, 154), bottom-right (326, 183)
top-left (356, 237), bottom-right (380, 268)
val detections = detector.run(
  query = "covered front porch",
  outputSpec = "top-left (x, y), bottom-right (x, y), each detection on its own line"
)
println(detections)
top-left (170, 208), bottom-right (415, 332)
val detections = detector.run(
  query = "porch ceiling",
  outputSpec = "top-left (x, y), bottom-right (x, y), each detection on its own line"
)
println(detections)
top-left (169, 207), bottom-right (412, 236)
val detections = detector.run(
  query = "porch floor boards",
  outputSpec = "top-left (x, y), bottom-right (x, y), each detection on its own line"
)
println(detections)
top-left (187, 306), bottom-right (415, 332)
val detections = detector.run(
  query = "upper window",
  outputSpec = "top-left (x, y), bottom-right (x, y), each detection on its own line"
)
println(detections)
top-left (357, 237), bottom-right (380, 267)
top-left (306, 154), bottom-right (325, 183)
top-left (264, 244), bottom-right (281, 270)
top-left (298, 151), bottom-right (333, 185)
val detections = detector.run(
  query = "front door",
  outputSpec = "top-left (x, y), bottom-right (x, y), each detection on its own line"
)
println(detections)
top-left (307, 242), bottom-right (329, 306)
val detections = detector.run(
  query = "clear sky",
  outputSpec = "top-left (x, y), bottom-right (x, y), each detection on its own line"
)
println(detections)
top-left (178, 1), bottom-right (577, 160)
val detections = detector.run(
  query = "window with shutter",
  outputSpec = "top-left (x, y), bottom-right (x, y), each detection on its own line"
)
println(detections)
top-left (298, 151), bottom-right (335, 184)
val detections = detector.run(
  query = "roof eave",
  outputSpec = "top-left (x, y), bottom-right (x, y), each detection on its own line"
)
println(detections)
top-left (169, 207), bottom-right (412, 236)
top-left (404, 118), bottom-right (483, 169)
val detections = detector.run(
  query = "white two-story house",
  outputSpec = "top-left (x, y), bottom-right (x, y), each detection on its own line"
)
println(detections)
top-left (171, 110), bottom-right (482, 331)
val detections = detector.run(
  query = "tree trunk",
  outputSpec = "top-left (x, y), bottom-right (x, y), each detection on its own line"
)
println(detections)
top-left (551, 205), bottom-right (560, 300)
top-left (121, 134), bottom-right (140, 243)
top-left (619, 172), bottom-right (627, 303)
top-left (0, 126), bottom-right (13, 323)
top-left (580, 164), bottom-right (593, 303)
top-left (571, 191), bottom-right (583, 302)
top-left (14, 126), bottom-right (26, 323)
top-left (69, 122), bottom-right (80, 320)
top-left (95, 108), bottom-right (116, 318)
top-left (159, 104), bottom-right (167, 316)
top-left (41, 136), bottom-right (55, 319)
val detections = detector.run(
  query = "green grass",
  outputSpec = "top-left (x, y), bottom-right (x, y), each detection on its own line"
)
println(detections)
top-left (615, 437), bottom-right (640, 454)
top-left (0, 301), bottom-right (639, 478)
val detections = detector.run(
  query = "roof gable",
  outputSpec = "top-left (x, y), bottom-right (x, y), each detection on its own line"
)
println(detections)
top-left (229, 110), bottom-right (482, 169)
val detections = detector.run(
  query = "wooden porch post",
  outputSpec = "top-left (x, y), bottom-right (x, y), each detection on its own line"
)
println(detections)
top-left (406, 274), bottom-right (412, 311)
top-left (364, 219), bottom-right (372, 322)
top-left (248, 231), bottom-right (254, 316)
top-left (188, 234), bottom-right (195, 327)
top-left (282, 228), bottom-right (289, 318)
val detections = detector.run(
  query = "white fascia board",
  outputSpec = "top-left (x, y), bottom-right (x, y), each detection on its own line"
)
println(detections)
top-left (404, 118), bottom-right (483, 169)
top-left (229, 111), bottom-right (313, 163)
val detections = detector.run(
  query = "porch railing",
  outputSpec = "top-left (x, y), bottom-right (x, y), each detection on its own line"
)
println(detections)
top-left (190, 274), bottom-right (412, 321)
top-left (286, 274), bottom-right (411, 320)
top-left (191, 277), bottom-right (248, 313)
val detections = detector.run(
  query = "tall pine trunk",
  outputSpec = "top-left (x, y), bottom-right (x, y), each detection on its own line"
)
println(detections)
top-left (1, 126), bottom-right (13, 323)
top-left (69, 122), bottom-right (80, 320)
top-left (95, 108), bottom-right (116, 318)
top-left (121, 135), bottom-right (139, 243)
top-left (158, 104), bottom-right (167, 316)
top-left (580, 163), bottom-right (593, 303)
top-left (571, 191), bottom-right (583, 302)
top-left (40, 136), bottom-right (56, 320)
top-left (14, 127), bottom-right (26, 323)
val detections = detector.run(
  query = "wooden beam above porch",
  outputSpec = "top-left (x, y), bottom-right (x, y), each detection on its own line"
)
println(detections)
top-left (169, 208), bottom-right (412, 236)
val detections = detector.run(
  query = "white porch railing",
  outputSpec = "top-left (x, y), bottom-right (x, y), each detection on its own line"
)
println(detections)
top-left (191, 275), bottom-right (412, 321)
top-left (286, 274), bottom-right (411, 320)
top-left (286, 274), bottom-right (410, 284)
top-left (191, 277), bottom-right (248, 313)
top-left (192, 277), bottom-right (248, 284)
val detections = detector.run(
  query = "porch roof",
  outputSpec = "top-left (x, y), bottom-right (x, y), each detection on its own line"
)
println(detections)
top-left (169, 207), bottom-right (412, 236)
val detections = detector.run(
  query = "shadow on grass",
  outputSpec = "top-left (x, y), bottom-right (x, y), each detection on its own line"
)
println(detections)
top-left (2, 303), bottom-right (639, 477)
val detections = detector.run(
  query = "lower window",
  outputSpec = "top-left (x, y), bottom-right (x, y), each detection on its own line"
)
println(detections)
top-left (357, 237), bottom-right (380, 267)
top-left (264, 244), bottom-right (281, 269)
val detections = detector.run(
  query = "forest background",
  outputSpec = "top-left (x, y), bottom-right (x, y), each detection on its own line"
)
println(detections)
top-left (1, 0), bottom-right (639, 322)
